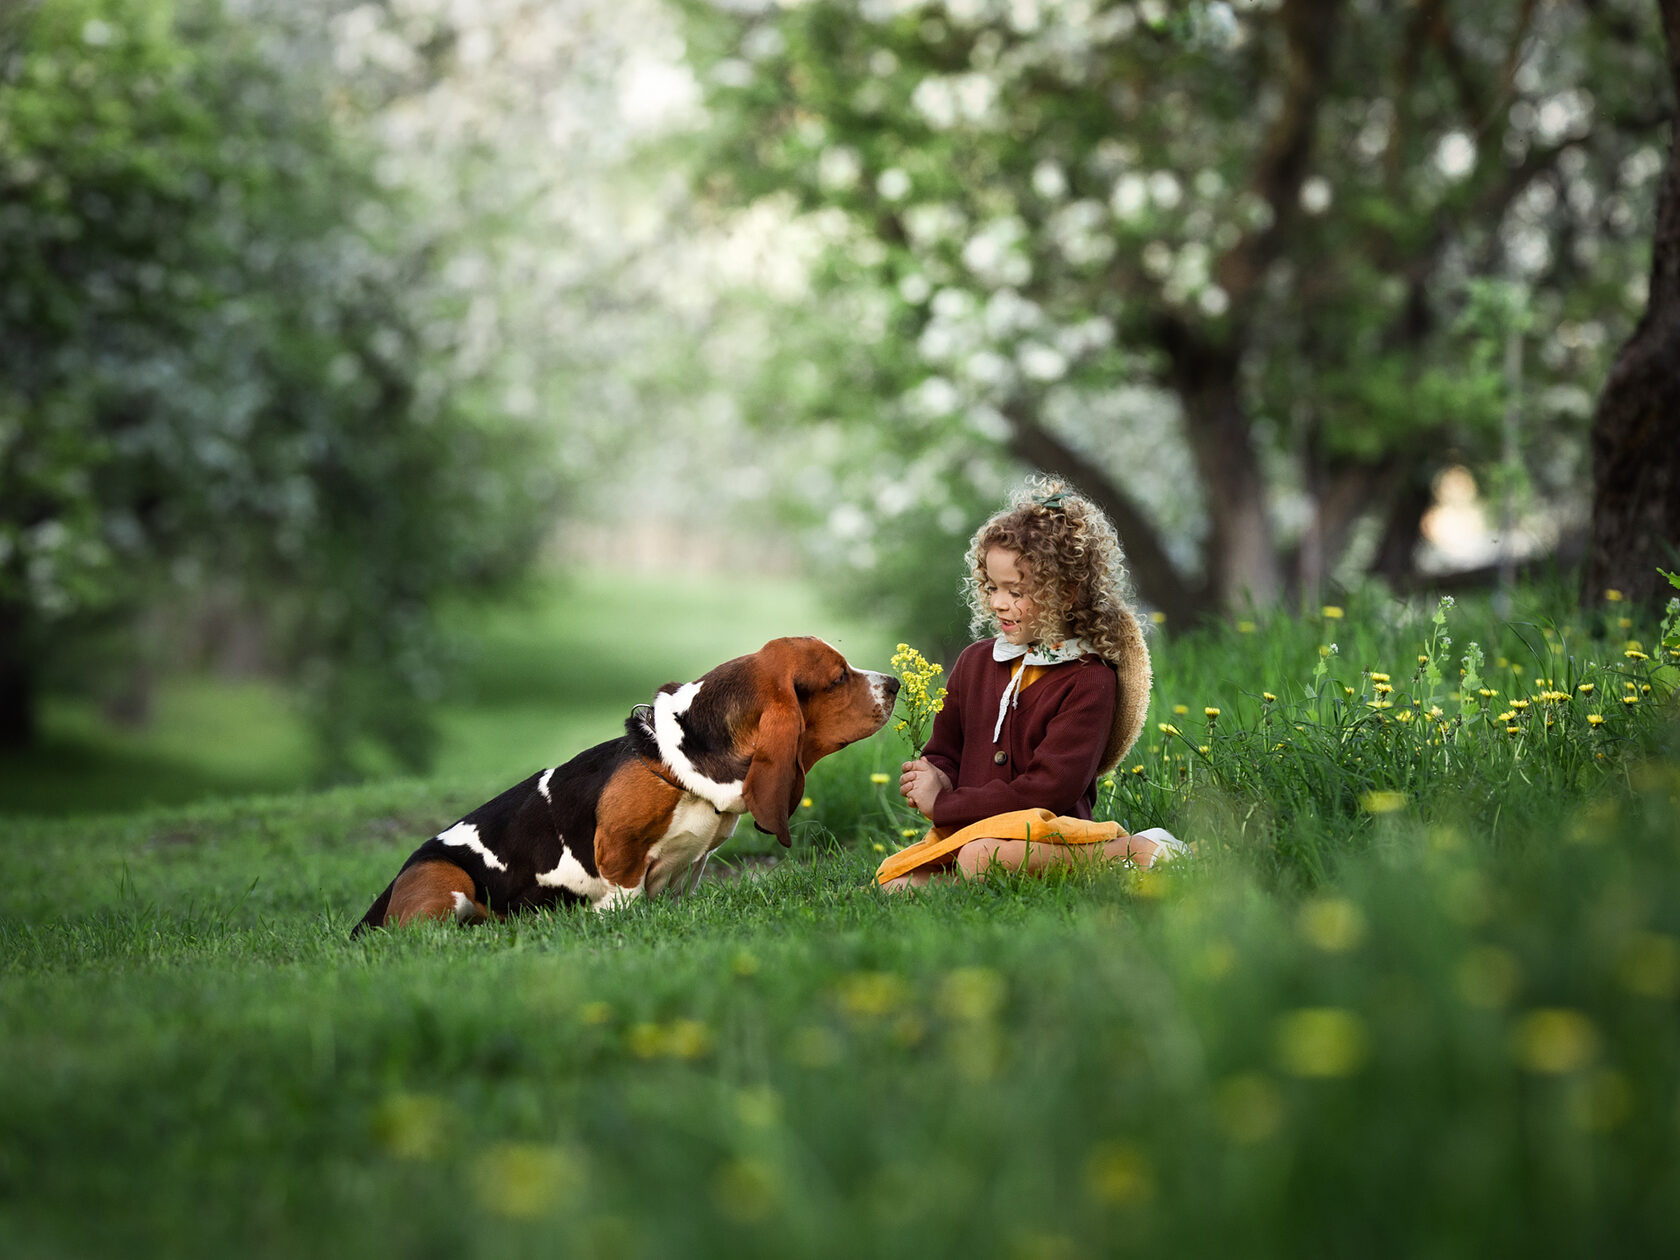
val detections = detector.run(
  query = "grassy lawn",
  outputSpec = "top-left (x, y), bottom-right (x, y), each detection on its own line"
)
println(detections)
top-left (2, 576), bottom-right (1678, 1256)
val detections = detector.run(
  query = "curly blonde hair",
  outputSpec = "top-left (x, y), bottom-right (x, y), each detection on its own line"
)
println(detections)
top-left (965, 475), bottom-right (1140, 666)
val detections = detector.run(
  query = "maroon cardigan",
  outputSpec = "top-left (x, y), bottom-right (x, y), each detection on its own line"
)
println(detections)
top-left (920, 640), bottom-right (1118, 830)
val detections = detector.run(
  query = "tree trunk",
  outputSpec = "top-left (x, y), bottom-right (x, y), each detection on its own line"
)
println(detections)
top-left (1584, 0), bottom-right (1680, 610)
top-left (1003, 404), bottom-right (1211, 625)
top-left (1156, 317), bottom-right (1285, 610)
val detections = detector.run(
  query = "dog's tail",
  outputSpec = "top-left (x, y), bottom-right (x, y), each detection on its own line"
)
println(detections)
top-left (350, 879), bottom-right (396, 939)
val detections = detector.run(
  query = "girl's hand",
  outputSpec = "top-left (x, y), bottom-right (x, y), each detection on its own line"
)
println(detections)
top-left (900, 759), bottom-right (951, 820)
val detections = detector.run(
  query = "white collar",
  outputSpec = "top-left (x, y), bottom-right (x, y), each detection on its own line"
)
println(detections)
top-left (991, 636), bottom-right (1090, 742)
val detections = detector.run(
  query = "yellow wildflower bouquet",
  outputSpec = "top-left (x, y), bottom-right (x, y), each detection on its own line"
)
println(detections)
top-left (891, 642), bottom-right (947, 757)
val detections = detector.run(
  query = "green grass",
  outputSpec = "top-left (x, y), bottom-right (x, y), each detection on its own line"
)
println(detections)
top-left (3, 577), bottom-right (1679, 1256)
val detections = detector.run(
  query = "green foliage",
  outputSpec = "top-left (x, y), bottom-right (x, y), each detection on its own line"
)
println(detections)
top-left (673, 0), bottom-right (1663, 610)
top-left (0, 0), bottom-right (554, 770)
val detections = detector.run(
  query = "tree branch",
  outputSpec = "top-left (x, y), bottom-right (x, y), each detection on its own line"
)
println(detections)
top-left (999, 400), bottom-right (1208, 624)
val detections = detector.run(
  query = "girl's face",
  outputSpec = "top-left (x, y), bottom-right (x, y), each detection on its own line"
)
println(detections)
top-left (982, 548), bottom-right (1041, 646)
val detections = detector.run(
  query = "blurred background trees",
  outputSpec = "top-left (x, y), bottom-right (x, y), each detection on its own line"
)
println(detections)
top-left (2, 0), bottom-right (1675, 786)
top-left (677, 0), bottom-right (1668, 625)
top-left (0, 0), bottom-right (555, 773)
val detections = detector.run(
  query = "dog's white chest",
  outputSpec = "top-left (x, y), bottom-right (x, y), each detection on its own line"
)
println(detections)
top-left (642, 796), bottom-right (742, 897)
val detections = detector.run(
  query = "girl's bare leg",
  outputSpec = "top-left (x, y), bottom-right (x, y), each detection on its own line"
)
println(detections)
top-left (879, 861), bottom-right (958, 893)
top-left (956, 833), bottom-right (1172, 879)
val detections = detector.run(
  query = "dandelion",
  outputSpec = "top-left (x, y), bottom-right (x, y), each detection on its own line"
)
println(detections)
top-left (1273, 1008), bottom-right (1368, 1077)
top-left (1512, 1009), bottom-right (1599, 1074)
top-left (1173, 704), bottom-right (1189, 716)
top-left (1367, 700), bottom-right (1393, 710)
top-left (1150, 610), bottom-right (1167, 625)
top-left (1394, 710), bottom-right (1414, 723)
top-left (1510, 699), bottom-right (1529, 710)
top-left (1204, 707), bottom-right (1221, 719)
top-left (801, 796), bottom-right (814, 809)
top-left (1198, 744), bottom-right (1211, 755)
top-left (870, 773), bottom-right (890, 785)
top-left (1263, 692), bottom-right (1277, 703)
top-left (1131, 764), bottom-right (1145, 775)
top-left (1577, 683), bottom-right (1594, 695)
top-left (1622, 695), bottom-right (1639, 706)
top-left (1605, 589), bottom-right (1624, 602)
top-left (1625, 648), bottom-right (1649, 661)
top-left (1479, 688), bottom-right (1497, 699)
top-left (1158, 722), bottom-right (1180, 736)
top-left (1371, 672), bottom-right (1391, 683)
top-left (1360, 790), bottom-right (1406, 814)
top-left (1322, 606), bottom-right (1344, 620)
top-left (1506, 724), bottom-right (1521, 734)
top-left (1587, 714), bottom-right (1605, 728)
top-left (900, 827), bottom-right (920, 838)
top-left (890, 643), bottom-right (947, 755)
top-left (1374, 682), bottom-right (1393, 695)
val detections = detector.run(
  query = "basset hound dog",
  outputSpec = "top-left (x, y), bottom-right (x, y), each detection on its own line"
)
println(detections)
top-left (352, 637), bottom-right (898, 934)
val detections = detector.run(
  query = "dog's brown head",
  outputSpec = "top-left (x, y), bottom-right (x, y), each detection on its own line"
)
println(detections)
top-left (645, 637), bottom-right (898, 848)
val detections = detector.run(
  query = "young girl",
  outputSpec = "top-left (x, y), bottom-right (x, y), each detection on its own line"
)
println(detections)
top-left (876, 477), bottom-right (1184, 890)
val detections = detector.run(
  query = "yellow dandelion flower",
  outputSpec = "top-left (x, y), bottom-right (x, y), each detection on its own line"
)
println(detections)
top-left (1479, 688), bottom-right (1497, 699)
top-left (1263, 691), bottom-right (1277, 703)
top-left (1131, 764), bottom-right (1145, 775)
top-left (1605, 588), bottom-right (1624, 602)
top-left (1198, 744), bottom-right (1211, 755)
top-left (1512, 1008), bottom-right (1599, 1074)
top-left (1587, 714), bottom-right (1605, 727)
top-left (1619, 617), bottom-right (1633, 631)
top-left (1622, 695), bottom-right (1639, 706)
top-left (1150, 610), bottom-right (1167, 625)
top-left (1497, 711), bottom-right (1516, 723)
top-left (1205, 707), bottom-right (1221, 718)
top-left (900, 827), bottom-right (919, 838)
top-left (1322, 606), bottom-right (1344, 619)
top-left (1173, 704), bottom-right (1189, 716)
top-left (1506, 724), bottom-right (1521, 734)
top-left (1417, 654), bottom-right (1429, 665)
top-left (1367, 700), bottom-right (1393, 710)
top-left (1625, 649), bottom-right (1649, 661)
top-left (1371, 672), bottom-right (1391, 683)
top-left (1577, 683), bottom-right (1595, 695)
top-left (1374, 682), bottom-right (1393, 695)
top-left (1158, 722), bottom-right (1180, 736)
top-left (1510, 699), bottom-right (1530, 710)
top-left (801, 796), bottom-right (814, 809)
top-left (1395, 710), bottom-right (1415, 723)
top-left (870, 772), bottom-right (890, 784)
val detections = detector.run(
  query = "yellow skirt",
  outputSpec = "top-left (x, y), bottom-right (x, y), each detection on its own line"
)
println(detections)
top-left (873, 808), bottom-right (1124, 886)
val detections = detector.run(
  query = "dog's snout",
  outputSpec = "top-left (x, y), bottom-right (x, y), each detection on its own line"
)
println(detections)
top-left (882, 674), bottom-right (901, 697)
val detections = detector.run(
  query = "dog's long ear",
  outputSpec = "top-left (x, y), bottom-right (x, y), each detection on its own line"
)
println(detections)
top-left (743, 690), bottom-right (806, 848)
